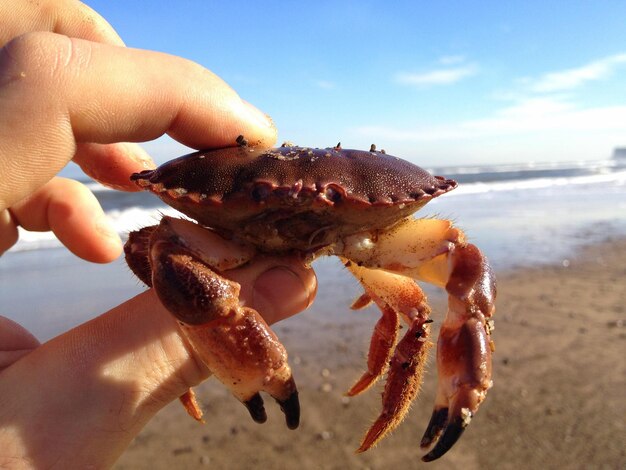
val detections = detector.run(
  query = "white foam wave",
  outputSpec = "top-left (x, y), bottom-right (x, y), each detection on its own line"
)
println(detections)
top-left (427, 158), bottom-right (618, 176)
top-left (84, 182), bottom-right (114, 193)
top-left (446, 169), bottom-right (626, 196)
top-left (9, 206), bottom-right (182, 253)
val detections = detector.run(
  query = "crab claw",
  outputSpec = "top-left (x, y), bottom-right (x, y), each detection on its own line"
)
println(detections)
top-left (420, 317), bottom-right (489, 461)
top-left (129, 217), bottom-right (300, 429)
top-left (420, 244), bottom-right (496, 461)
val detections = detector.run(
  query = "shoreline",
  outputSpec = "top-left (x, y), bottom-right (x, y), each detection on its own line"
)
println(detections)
top-left (110, 237), bottom-right (626, 469)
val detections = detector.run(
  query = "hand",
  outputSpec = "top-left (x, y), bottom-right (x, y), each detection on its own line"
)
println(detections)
top-left (0, 2), bottom-right (316, 468)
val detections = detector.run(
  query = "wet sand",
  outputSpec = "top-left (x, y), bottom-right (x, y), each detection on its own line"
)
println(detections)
top-left (111, 238), bottom-right (626, 470)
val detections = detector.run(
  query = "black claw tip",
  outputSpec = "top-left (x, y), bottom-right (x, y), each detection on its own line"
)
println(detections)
top-left (420, 408), bottom-right (448, 449)
top-left (130, 169), bottom-right (155, 181)
top-left (243, 393), bottom-right (267, 424)
top-left (421, 416), bottom-right (466, 462)
top-left (276, 390), bottom-right (300, 430)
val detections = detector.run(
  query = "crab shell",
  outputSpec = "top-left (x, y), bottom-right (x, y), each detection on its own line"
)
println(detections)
top-left (131, 145), bottom-right (457, 251)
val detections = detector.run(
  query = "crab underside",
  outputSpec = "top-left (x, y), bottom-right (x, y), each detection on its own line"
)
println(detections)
top-left (124, 142), bottom-right (496, 462)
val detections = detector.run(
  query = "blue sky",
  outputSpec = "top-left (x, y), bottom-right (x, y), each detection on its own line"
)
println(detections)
top-left (86, 1), bottom-right (626, 166)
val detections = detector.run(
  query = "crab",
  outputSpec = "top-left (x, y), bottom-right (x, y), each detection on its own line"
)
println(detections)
top-left (124, 139), bottom-right (496, 462)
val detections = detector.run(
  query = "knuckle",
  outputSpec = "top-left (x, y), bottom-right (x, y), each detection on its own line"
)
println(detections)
top-left (0, 31), bottom-right (91, 90)
top-left (1, 32), bottom-right (55, 76)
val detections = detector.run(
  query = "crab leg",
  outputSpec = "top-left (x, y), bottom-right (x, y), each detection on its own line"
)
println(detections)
top-left (343, 262), bottom-right (433, 452)
top-left (345, 301), bottom-right (399, 397)
top-left (126, 217), bottom-right (300, 429)
top-left (339, 217), bottom-right (496, 460)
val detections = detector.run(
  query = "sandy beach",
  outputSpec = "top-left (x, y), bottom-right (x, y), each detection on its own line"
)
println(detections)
top-left (105, 237), bottom-right (624, 470)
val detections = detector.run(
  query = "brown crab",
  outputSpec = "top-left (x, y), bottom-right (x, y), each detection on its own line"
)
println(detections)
top-left (124, 140), bottom-right (496, 462)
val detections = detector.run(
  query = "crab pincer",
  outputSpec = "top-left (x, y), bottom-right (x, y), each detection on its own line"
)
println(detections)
top-left (420, 244), bottom-right (496, 461)
top-left (125, 216), bottom-right (300, 429)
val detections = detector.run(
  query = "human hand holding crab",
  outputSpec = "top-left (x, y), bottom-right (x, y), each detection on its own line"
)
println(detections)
top-left (0, 1), bottom-right (315, 468)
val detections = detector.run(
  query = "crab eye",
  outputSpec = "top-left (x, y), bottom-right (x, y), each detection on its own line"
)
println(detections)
top-left (324, 185), bottom-right (343, 203)
top-left (251, 184), bottom-right (271, 202)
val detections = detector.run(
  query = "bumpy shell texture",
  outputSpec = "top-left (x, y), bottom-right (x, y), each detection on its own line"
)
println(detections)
top-left (133, 145), bottom-right (455, 202)
top-left (131, 145), bottom-right (457, 251)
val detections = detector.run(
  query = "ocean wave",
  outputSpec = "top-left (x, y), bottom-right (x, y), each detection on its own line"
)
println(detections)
top-left (447, 169), bottom-right (626, 196)
top-left (427, 158), bottom-right (618, 176)
top-left (10, 207), bottom-right (182, 253)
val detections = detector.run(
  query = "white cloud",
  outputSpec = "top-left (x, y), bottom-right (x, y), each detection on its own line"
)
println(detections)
top-left (353, 97), bottom-right (626, 143)
top-left (384, 54), bottom-right (626, 142)
top-left (395, 64), bottom-right (477, 87)
top-left (467, 98), bottom-right (626, 134)
top-left (350, 101), bottom-right (626, 164)
top-left (530, 53), bottom-right (626, 93)
top-left (364, 53), bottom-right (626, 163)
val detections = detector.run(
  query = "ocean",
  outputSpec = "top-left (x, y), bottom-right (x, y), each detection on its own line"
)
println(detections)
top-left (2, 156), bottom-right (625, 340)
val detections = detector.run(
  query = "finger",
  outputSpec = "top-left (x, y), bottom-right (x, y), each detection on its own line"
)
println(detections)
top-left (0, 316), bottom-right (41, 371)
top-left (0, 0), bottom-right (124, 47)
top-left (74, 142), bottom-right (155, 191)
top-left (0, 0), bottom-right (138, 194)
top-left (233, 257), bottom-right (318, 324)
top-left (10, 177), bottom-right (122, 263)
top-left (0, 31), bottom-right (277, 210)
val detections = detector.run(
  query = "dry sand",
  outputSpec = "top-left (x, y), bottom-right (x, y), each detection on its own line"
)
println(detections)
top-left (114, 238), bottom-right (626, 470)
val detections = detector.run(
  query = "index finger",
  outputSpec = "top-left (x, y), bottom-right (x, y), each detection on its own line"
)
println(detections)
top-left (0, 32), bottom-right (277, 210)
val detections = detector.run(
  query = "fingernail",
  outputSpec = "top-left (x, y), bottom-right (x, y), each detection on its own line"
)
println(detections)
top-left (120, 142), bottom-right (156, 169)
top-left (95, 214), bottom-right (122, 253)
top-left (95, 214), bottom-right (123, 261)
top-left (252, 267), bottom-right (310, 324)
top-left (242, 100), bottom-right (275, 129)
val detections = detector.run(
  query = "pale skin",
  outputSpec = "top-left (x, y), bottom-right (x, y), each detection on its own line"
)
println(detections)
top-left (0, 1), bottom-right (317, 468)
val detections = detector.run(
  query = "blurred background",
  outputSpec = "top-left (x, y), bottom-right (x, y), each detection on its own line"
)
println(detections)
top-left (1, 1), bottom-right (625, 468)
